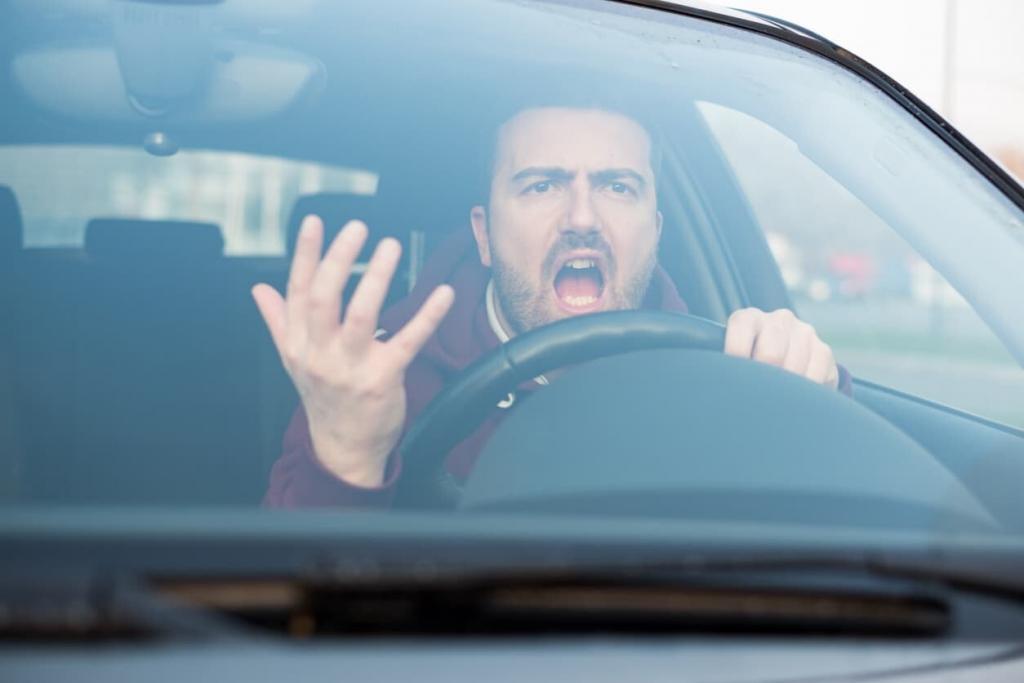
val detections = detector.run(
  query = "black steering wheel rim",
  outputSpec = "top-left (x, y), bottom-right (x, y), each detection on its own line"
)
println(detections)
top-left (394, 311), bottom-right (726, 508)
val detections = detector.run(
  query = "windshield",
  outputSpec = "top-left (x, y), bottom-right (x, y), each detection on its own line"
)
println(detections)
top-left (3, 0), bottom-right (1024, 555)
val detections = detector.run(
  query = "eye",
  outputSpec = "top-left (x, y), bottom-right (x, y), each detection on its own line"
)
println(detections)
top-left (528, 181), bottom-right (552, 194)
top-left (606, 181), bottom-right (637, 197)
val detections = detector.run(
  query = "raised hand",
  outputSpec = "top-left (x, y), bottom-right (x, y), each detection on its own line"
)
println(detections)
top-left (252, 216), bottom-right (454, 487)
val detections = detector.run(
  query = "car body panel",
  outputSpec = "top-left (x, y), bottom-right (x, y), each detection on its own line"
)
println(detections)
top-left (3, 640), bottom-right (1023, 683)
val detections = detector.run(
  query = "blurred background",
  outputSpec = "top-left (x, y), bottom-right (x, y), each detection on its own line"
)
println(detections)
top-left (714, 0), bottom-right (1024, 426)
top-left (727, 0), bottom-right (1024, 179)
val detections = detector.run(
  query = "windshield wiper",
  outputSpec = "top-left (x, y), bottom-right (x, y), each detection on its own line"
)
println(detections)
top-left (155, 557), bottom-right (958, 638)
top-left (301, 570), bottom-right (949, 637)
top-left (0, 573), bottom-right (253, 643)
top-left (40, 550), bottom-right (1024, 640)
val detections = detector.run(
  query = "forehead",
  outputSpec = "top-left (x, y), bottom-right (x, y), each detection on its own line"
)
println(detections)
top-left (495, 108), bottom-right (652, 176)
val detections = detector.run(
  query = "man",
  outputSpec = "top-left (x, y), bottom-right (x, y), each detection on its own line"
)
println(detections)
top-left (253, 106), bottom-right (847, 508)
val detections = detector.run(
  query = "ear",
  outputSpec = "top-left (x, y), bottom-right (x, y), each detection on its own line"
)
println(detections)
top-left (470, 205), bottom-right (492, 267)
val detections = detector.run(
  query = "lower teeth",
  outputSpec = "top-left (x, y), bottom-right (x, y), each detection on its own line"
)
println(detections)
top-left (563, 295), bottom-right (597, 307)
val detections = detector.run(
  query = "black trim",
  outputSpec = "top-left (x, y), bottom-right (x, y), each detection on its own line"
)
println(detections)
top-left (610, 0), bottom-right (1024, 214)
top-left (854, 377), bottom-right (1024, 439)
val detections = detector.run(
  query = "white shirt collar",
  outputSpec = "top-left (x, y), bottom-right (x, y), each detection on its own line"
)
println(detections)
top-left (485, 279), bottom-right (512, 344)
top-left (486, 279), bottom-right (548, 387)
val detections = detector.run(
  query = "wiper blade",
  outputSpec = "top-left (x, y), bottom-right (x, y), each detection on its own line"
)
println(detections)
top-left (303, 571), bottom-right (950, 637)
top-left (152, 548), bottom-right (1024, 639)
top-left (0, 573), bottom-right (253, 643)
top-left (157, 560), bottom-right (953, 638)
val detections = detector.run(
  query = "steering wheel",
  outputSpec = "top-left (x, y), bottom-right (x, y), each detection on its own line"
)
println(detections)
top-left (394, 311), bottom-right (726, 508)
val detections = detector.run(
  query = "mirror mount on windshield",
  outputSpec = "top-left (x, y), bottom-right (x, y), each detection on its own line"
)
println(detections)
top-left (12, 2), bottom-right (325, 125)
top-left (112, 0), bottom-right (215, 118)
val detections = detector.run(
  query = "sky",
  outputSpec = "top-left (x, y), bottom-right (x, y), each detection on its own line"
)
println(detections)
top-left (723, 0), bottom-right (1024, 171)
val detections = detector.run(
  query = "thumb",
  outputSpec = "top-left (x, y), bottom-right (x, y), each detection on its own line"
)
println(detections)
top-left (252, 284), bottom-right (288, 353)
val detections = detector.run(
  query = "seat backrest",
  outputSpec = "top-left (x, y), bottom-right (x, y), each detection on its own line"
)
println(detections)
top-left (85, 217), bottom-right (224, 264)
top-left (285, 193), bottom-right (379, 257)
top-left (0, 186), bottom-right (25, 500)
top-left (17, 218), bottom-right (268, 505)
top-left (0, 185), bottom-right (22, 263)
top-left (285, 189), bottom-right (419, 296)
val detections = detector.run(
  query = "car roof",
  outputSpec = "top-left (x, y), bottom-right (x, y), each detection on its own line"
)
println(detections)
top-left (625, 0), bottom-right (838, 45)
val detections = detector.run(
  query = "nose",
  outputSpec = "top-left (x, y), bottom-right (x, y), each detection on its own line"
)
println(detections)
top-left (562, 179), bottom-right (599, 234)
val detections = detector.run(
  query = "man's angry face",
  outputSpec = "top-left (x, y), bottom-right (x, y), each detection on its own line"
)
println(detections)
top-left (471, 107), bottom-right (662, 334)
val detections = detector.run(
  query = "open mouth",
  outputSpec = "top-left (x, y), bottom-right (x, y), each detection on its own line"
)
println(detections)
top-left (552, 254), bottom-right (606, 312)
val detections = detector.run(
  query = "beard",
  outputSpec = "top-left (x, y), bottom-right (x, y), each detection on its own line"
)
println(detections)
top-left (490, 231), bottom-right (658, 335)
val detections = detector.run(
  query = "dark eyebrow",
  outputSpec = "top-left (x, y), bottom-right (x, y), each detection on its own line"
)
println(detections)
top-left (510, 166), bottom-right (575, 183)
top-left (590, 168), bottom-right (647, 188)
top-left (509, 166), bottom-right (648, 189)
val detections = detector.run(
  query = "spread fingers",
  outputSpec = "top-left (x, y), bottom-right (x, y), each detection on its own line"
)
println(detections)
top-left (251, 283), bottom-right (287, 355)
top-left (389, 285), bottom-right (456, 364)
top-left (284, 215), bottom-right (324, 340)
top-left (306, 220), bottom-right (369, 345)
top-left (340, 237), bottom-right (402, 350)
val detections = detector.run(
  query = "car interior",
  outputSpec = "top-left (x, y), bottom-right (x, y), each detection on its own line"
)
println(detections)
top-left (3, 145), bottom-right (1023, 522)
top-left (1, 1), bottom-right (1024, 530)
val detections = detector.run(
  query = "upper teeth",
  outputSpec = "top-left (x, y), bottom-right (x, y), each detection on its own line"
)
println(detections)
top-left (566, 258), bottom-right (596, 269)
top-left (563, 295), bottom-right (597, 307)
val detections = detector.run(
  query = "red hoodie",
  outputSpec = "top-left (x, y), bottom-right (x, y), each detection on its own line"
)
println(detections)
top-left (264, 228), bottom-right (692, 508)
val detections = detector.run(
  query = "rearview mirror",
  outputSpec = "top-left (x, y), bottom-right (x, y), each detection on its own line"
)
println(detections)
top-left (12, 1), bottom-right (324, 123)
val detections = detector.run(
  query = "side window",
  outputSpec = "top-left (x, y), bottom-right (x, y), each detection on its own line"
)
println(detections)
top-left (698, 102), bottom-right (1024, 428)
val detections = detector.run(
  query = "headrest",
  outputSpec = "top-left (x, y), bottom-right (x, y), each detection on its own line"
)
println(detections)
top-left (0, 185), bottom-right (23, 259)
top-left (85, 218), bottom-right (224, 262)
top-left (286, 193), bottom-right (379, 257)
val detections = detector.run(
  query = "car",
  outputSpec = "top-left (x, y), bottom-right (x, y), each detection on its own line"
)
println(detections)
top-left (3, 0), bottom-right (1024, 680)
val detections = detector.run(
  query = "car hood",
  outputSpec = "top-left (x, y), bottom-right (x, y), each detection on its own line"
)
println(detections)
top-left (3, 638), bottom-right (1023, 683)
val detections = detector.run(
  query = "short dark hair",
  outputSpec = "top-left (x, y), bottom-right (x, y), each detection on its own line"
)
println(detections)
top-left (476, 96), bottom-right (664, 204)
